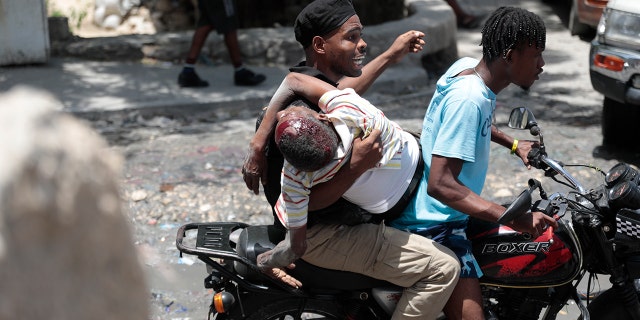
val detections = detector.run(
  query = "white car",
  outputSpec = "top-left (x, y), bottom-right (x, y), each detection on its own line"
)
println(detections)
top-left (589, 0), bottom-right (640, 150)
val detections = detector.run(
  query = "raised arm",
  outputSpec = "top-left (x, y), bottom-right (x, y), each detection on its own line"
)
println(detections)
top-left (339, 30), bottom-right (425, 93)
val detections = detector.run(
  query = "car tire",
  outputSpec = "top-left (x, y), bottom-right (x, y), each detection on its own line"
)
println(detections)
top-left (602, 97), bottom-right (639, 150)
top-left (569, 0), bottom-right (592, 36)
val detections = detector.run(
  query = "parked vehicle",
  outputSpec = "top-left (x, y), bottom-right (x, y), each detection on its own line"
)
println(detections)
top-left (589, 0), bottom-right (640, 150)
top-left (569, 0), bottom-right (608, 36)
top-left (176, 108), bottom-right (640, 319)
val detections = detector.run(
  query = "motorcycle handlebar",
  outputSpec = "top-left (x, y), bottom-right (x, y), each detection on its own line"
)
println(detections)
top-left (527, 147), bottom-right (588, 194)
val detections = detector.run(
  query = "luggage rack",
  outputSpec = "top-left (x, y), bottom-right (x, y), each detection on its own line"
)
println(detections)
top-left (176, 222), bottom-right (248, 261)
top-left (176, 222), bottom-right (304, 295)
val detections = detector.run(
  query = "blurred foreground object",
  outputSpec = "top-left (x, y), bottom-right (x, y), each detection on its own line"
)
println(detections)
top-left (0, 87), bottom-right (148, 320)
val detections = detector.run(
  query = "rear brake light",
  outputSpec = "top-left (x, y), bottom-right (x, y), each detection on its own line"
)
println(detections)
top-left (593, 53), bottom-right (625, 72)
top-left (585, 0), bottom-right (608, 7)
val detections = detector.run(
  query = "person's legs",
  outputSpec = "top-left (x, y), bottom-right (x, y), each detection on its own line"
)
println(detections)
top-left (303, 223), bottom-right (460, 319)
top-left (443, 278), bottom-right (485, 320)
top-left (416, 221), bottom-right (485, 319)
top-left (178, 24), bottom-right (213, 88)
top-left (223, 30), bottom-right (266, 86)
top-left (213, 0), bottom-right (265, 86)
top-left (179, 0), bottom-right (265, 87)
top-left (186, 25), bottom-right (214, 64)
top-left (444, 0), bottom-right (482, 29)
top-left (178, 0), bottom-right (216, 88)
top-left (223, 30), bottom-right (242, 68)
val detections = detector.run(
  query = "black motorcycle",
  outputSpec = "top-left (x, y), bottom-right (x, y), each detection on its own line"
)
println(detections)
top-left (176, 107), bottom-right (640, 319)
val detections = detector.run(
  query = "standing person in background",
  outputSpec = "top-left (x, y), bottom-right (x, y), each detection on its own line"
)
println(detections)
top-left (178, 0), bottom-right (266, 88)
top-left (391, 7), bottom-right (558, 320)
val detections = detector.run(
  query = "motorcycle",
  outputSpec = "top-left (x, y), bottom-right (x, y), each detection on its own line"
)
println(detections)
top-left (176, 107), bottom-right (640, 319)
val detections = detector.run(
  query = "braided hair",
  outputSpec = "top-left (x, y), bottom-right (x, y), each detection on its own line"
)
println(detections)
top-left (480, 6), bottom-right (546, 63)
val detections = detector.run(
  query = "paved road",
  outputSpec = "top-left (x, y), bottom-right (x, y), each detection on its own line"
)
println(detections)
top-left (105, 0), bottom-right (636, 319)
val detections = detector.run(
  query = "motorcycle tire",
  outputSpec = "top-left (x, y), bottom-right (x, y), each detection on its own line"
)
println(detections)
top-left (244, 298), bottom-right (345, 320)
top-left (578, 288), bottom-right (639, 320)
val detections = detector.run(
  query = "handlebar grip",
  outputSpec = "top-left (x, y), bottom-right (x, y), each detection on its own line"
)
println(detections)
top-left (527, 147), bottom-right (548, 170)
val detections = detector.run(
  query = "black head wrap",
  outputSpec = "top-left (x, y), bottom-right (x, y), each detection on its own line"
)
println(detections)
top-left (294, 0), bottom-right (357, 48)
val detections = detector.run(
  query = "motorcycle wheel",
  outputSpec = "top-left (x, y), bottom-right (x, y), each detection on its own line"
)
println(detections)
top-left (245, 298), bottom-right (345, 320)
top-left (578, 289), bottom-right (638, 320)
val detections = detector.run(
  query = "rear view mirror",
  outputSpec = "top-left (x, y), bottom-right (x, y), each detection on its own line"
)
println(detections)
top-left (508, 107), bottom-right (538, 130)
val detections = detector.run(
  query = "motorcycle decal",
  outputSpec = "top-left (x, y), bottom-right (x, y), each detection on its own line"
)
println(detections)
top-left (481, 241), bottom-right (551, 254)
top-left (616, 215), bottom-right (640, 240)
top-left (479, 231), bottom-right (573, 278)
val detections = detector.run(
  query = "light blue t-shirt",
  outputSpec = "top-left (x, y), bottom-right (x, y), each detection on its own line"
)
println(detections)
top-left (392, 57), bottom-right (496, 231)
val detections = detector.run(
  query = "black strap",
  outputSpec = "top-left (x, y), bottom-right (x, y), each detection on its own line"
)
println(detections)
top-left (378, 131), bottom-right (423, 223)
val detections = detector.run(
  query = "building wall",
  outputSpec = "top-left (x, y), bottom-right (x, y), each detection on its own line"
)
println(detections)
top-left (0, 0), bottom-right (50, 66)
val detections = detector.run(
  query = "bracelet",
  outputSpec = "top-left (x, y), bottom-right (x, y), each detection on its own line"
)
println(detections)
top-left (510, 139), bottom-right (519, 154)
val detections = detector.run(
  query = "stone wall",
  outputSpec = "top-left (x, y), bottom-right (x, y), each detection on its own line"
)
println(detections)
top-left (145, 0), bottom-right (405, 32)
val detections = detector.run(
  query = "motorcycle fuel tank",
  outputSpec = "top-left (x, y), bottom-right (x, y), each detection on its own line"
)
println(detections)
top-left (467, 218), bottom-right (582, 287)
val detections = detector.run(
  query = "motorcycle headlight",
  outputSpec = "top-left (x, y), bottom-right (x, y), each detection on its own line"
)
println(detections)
top-left (597, 7), bottom-right (640, 51)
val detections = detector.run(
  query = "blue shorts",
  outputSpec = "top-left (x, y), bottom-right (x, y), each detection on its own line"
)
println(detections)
top-left (413, 220), bottom-right (483, 279)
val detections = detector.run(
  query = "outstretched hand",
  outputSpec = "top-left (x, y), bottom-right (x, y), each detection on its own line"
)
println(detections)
top-left (260, 265), bottom-right (302, 289)
top-left (257, 251), bottom-right (302, 289)
top-left (385, 30), bottom-right (426, 64)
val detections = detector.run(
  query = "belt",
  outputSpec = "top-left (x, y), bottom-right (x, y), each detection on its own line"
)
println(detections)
top-left (379, 131), bottom-right (423, 223)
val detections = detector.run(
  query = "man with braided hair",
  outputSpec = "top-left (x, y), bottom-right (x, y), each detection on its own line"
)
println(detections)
top-left (391, 7), bottom-right (558, 320)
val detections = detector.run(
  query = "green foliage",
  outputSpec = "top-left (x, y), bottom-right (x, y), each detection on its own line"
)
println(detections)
top-left (69, 7), bottom-right (89, 29)
top-left (45, 0), bottom-right (91, 32)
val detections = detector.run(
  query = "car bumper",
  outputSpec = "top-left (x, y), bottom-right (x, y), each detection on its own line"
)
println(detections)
top-left (590, 41), bottom-right (640, 106)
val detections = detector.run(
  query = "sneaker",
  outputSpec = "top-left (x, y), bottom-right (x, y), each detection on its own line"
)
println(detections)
top-left (234, 68), bottom-right (266, 86)
top-left (178, 69), bottom-right (209, 88)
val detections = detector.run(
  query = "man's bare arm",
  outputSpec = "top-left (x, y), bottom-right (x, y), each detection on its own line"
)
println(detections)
top-left (428, 155), bottom-right (557, 237)
top-left (256, 227), bottom-right (306, 288)
top-left (339, 30), bottom-right (425, 93)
